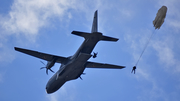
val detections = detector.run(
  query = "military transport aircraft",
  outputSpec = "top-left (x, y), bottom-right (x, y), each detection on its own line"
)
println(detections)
top-left (14, 10), bottom-right (125, 94)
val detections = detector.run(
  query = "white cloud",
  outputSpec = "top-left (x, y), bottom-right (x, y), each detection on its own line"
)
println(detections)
top-left (1, 0), bottom-right (79, 38)
top-left (0, 0), bottom-right (107, 42)
top-left (123, 2), bottom-right (180, 100)
top-left (0, 0), bottom-right (84, 63)
top-left (150, 0), bottom-right (180, 73)
top-left (134, 67), bottom-right (171, 101)
top-left (153, 40), bottom-right (174, 65)
top-left (135, 68), bottom-right (150, 80)
top-left (124, 28), bottom-right (153, 63)
top-left (0, 47), bottom-right (15, 63)
top-left (0, 0), bottom-right (114, 63)
top-left (157, 0), bottom-right (180, 31)
top-left (124, 0), bottom-right (180, 73)
top-left (152, 39), bottom-right (180, 73)
top-left (47, 87), bottom-right (67, 101)
top-left (0, 34), bottom-right (15, 63)
top-left (47, 83), bottom-right (76, 101)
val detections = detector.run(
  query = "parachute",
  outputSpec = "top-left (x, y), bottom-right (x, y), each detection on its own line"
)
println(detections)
top-left (132, 6), bottom-right (167, 74)
top-left (153, 6), bottom-right (167, 29)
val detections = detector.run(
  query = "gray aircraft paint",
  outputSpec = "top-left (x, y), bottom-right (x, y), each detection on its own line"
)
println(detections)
top-left (14, 10), bottom-right (125, 94)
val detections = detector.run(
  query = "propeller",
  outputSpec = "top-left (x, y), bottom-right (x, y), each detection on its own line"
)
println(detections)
top-left (40, 61), bottom-right (54, 75)
top-left (93, 52), bottom-right (98, 58)
top-left (79, 73), bottom-right (86, 80)
top-left (40, 61), bottom-right (46, 65)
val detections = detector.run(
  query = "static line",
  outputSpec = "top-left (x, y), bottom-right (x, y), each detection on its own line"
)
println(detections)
top-left (135, 29), bottom-right (156, 66)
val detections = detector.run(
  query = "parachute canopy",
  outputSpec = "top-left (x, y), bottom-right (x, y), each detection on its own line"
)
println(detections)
top-left (153, 6), bottom-right (167, 29)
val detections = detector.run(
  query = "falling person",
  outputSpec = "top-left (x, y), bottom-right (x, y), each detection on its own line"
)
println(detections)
top-left (132, 6), bottom-right (168, 74)
top-left (131, 66), bottom-right (136, 74)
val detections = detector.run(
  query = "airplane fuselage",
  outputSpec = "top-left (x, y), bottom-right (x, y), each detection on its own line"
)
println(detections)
top-left (46, 32), bottom-right (102, 94)
top-left (14, 10), bottom-right (124, 94)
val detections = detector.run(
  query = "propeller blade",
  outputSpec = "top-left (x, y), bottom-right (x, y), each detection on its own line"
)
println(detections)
top-left (93, 52), bottom-right (98, 58)
top-left (79, 76), bottom-right (83, 80)
top-left (40, 61), bottom-right (46, 65)
top-left (43, 68), bottom-right (54, 75)
top-left (49, 68), bottom-right (55, 73)
top-left (79, 72), bottom-right (86, 80)
top-left (46, 69), bottom-right (48, 75)
top-left (40, 61), bottom-right (55, 75)
top-left (40, 67), bottom-right (46, 69)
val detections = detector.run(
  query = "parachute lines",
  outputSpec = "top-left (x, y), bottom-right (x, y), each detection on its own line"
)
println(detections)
top-left (135, 30), bottom-right (155, 66)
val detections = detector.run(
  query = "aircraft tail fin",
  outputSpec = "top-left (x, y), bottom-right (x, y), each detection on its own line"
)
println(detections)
top-left (71, 10), bottom-right (118, 42)
top-left (91, 10), bottom-right (98, 33)
top-left (90, 10), bottom-right (118, 42)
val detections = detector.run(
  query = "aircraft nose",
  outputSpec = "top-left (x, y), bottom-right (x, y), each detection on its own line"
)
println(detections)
top-left (46, 86), bottom-right (52, 94)
top-left (46, 85), bottom-right (56, 94)
top-left (46, 87), bottom-right (49, 94)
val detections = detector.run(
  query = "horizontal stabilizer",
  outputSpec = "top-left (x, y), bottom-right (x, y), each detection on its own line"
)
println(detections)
top-left (86, 61), bottom-right (125, 69)
top-left (101, 35), bottom-right (119, 42)
top-left (71, 31), bottom-right (90, 39)
top-left (72, 31), bottom-right (119, 42)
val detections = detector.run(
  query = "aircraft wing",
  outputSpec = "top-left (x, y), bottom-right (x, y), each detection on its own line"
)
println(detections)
top-left (14, 47), bottom-right (68, 64)
top-left (85, 61), bottom-right (125, 69)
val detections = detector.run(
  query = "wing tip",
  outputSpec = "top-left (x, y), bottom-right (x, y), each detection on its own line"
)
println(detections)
top-left (14, 47), bottom-right (19, 51)
top-left (14, 47), bottom-right (23, 52)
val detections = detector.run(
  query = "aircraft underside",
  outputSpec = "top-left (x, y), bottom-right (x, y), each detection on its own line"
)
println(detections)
top-left (14, 10), bottom-right (125, 94)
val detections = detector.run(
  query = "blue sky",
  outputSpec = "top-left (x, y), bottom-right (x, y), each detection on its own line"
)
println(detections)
top-left (0, 0), bottom-right (180, 101)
